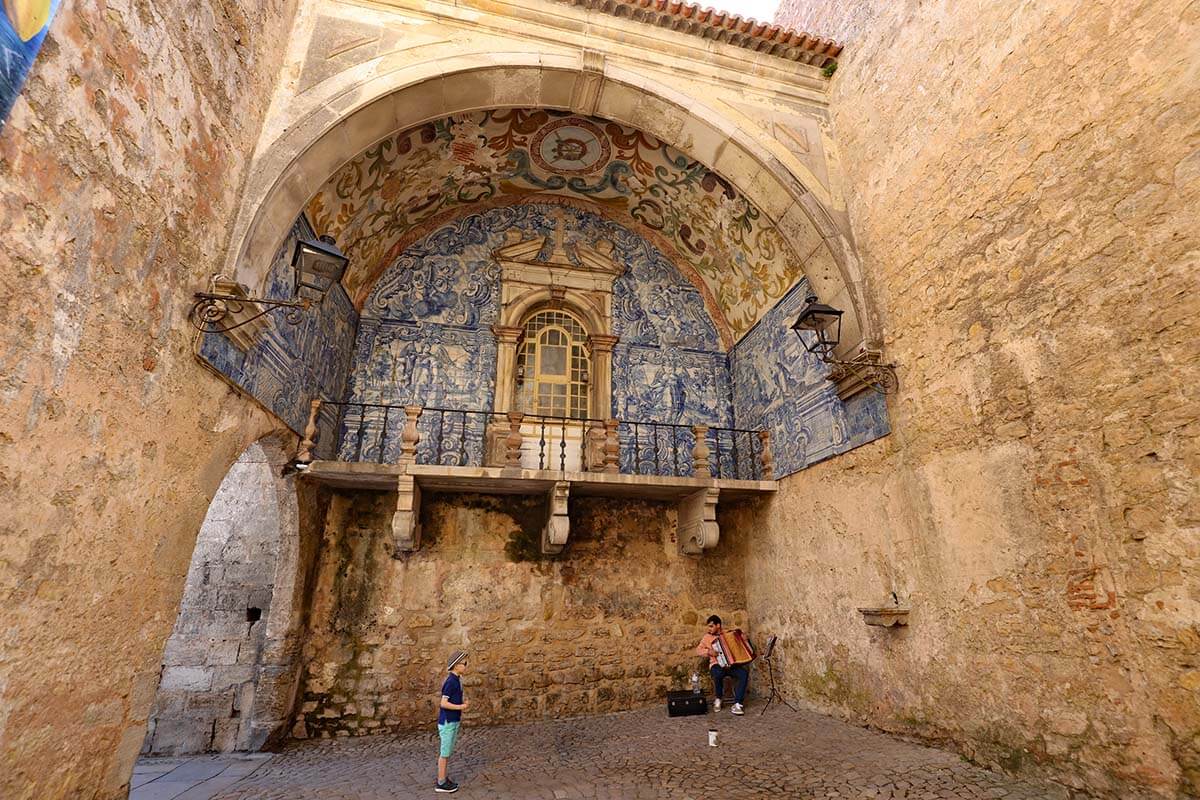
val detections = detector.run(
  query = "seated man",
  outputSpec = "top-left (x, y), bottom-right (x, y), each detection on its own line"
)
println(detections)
top-left (695, 614), bottom-right (747, 715)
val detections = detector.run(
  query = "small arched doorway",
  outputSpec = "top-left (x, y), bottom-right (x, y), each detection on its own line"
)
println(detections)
top-left (141, 433), bottom-right (304, 755)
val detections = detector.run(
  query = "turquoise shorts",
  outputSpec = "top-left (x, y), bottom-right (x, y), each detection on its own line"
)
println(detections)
top-left (438, 722), bottom-right (461, 757)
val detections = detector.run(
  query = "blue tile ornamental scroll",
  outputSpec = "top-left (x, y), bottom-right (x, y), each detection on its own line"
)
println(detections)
top-left (0, 0), bottom-right (59, 129)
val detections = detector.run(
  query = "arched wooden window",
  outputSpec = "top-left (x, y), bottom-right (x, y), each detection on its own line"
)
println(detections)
top-left (515, 309), bottom-right (590, 418)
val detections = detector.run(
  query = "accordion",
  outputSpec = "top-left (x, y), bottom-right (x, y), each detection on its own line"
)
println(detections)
top-left (712, 629), bottom-right (755, 667)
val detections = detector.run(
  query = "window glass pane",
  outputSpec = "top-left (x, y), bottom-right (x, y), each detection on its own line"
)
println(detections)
top-left (517, 310), bottom-right (592, 419)
top-left (540, 344), bottom-right (567, 375)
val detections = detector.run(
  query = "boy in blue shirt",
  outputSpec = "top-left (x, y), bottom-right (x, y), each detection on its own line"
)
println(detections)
top-left (436, 650), bottom-right (470, 793)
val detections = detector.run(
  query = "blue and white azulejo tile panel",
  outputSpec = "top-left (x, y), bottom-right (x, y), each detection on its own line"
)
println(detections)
top-left (339, 202), bottom-right (737, 463)
top-left (198, 215), bottom-right (358, 454)
top-left (730, 279), bottom-right (890, 477)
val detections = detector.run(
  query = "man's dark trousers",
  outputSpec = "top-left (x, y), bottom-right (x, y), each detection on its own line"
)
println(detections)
top-left (710, 663), bottom-right (749, 704)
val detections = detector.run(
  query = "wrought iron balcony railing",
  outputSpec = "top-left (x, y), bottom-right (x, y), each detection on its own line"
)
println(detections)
top-left (297, 401), bottom-right (774, 481)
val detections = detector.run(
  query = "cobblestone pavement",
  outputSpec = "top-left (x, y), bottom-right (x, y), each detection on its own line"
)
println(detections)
top-left (205, 705), bottom-right (1075, 799)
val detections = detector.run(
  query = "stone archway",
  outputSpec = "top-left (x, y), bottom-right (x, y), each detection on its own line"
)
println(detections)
top-left (142, 432), bottom-right (305, 755)
top-left (225, 55), bottom-right (874, 356)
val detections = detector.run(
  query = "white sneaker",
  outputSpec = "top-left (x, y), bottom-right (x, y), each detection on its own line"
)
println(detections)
top-left (731, 703), bottom-right (745, 715)
top-left (712, 698), bottom-right (722, 711)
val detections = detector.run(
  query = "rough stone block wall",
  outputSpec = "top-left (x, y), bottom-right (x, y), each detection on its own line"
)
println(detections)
top-left (294, 492), bottom-right (748, 737)
top-left (143, 441), bottom-right (284, 755)
top-left (0, 1), bottom-right (297, 796)
top-left (745, 1), bottom-right (1199, 798)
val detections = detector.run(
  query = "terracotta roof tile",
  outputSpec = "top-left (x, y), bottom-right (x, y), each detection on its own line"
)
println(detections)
top-left (556, 0), bottom-right (841, 65)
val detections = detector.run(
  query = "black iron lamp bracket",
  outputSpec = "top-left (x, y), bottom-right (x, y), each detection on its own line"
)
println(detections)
top-left (189, 290), bottom-right (311, 335)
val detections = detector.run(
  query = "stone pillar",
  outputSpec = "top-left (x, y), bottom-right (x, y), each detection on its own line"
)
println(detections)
top-left (692, 424), bottom-right (711, 479)
top-left (587, 334), bottom-right (619, 419)
top-left (584, 420), bottom-right (606, 471)
top-left (399, 405), bottom-right (423, 465)
top-left (297, 399), bottom-right (322, 463)
top-left (603, 419), bottom-right (620, 474)
top-left (492, 325), bottom-right (523, 412)
top-left (504, 411), bottom-right (525, 468)
top-left (758, 430), bottom-right (774, 480)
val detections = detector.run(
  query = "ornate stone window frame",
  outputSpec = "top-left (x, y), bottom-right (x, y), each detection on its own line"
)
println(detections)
top-left (491, 213), bottom-right (623, 418)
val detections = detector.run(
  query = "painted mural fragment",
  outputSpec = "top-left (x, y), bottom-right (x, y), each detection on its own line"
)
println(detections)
top-left (0, 0), bottom-right (58, 129)
top-left (308, 109), bottom-right (804, 341)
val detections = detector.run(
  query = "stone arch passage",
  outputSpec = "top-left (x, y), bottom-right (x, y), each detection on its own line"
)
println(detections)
top-left (142, 433), bottom-right (303, 755)
top-left (226, 59), bottom-right (872, 354)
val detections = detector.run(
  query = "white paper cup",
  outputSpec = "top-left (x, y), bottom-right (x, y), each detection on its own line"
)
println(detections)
top-left (708, 729), bottom-right (718, 747)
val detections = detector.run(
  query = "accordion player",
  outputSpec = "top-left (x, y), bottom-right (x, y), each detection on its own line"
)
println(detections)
top-left (711, 628), bottom-right (755, 667)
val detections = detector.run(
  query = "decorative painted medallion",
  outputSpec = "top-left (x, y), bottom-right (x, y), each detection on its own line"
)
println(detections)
top-left (307, 108), bottom-right (806, 342)
top-left (530, 117), bottom-right (610, 175)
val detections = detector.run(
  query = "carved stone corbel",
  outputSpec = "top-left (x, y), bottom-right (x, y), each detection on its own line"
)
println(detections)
top-left (391, 473), bottom-right (422, 554)
top-left (542, 481), bottom-right (570, 555)
top-left (678, 486), bottom-right (720, 555)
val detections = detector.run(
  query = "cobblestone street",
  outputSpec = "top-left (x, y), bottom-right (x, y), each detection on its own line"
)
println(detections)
top-left (185, 706), bottom-right (1073, 799)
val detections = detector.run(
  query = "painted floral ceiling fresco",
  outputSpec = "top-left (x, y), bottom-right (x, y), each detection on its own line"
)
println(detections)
top-left (306, 108), bottom-right (806, 343)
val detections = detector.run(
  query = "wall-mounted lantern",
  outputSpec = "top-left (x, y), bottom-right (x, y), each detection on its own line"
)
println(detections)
top-left (790, 294), bottom-right (843, 359)
top-left (790, 293), bottom-right (898, 396)
top-left (293, 234), bottom-right (350, 303)
top-left (189, 233), bottom-right (349, 338)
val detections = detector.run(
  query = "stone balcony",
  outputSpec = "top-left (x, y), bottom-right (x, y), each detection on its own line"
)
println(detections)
top-left (295, 401), bottom-right (777, 557)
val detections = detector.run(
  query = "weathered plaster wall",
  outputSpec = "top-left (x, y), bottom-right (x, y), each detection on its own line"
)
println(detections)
top-left (292, 491), bottom-right (748, 737)
top-left (746, 1), bottom-right (1199, 797)
top-left (0, 1), bottom-right (298, 796)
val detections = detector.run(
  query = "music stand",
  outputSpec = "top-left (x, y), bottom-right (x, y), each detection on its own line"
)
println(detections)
top-left (759, 634), bottom-right (797, 715)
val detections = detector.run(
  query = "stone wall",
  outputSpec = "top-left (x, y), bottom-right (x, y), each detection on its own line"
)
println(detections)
top-left (747, 1), bottom-right (1199, 798)
top-left (0, 1), bottom-right (298, 796)
top-left (293, 491), bottom-right (749, 737)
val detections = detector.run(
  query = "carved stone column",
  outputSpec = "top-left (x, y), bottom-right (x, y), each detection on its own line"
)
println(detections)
top-left (587, 334), bottom-right (619, 420)
top-left (297, 399), bottom-right (322, 463)
top-left (492, 324), bottom-right (523, 412)
top-left (691, 424), bottom-right (711, 479)
top-left (584, 420), bottom-right (606, 471)
top-left (399, 405), bottom-right (423, 465)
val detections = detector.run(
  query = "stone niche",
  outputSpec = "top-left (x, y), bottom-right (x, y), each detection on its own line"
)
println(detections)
top-left (292, 490), bottom-right (749, 738)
